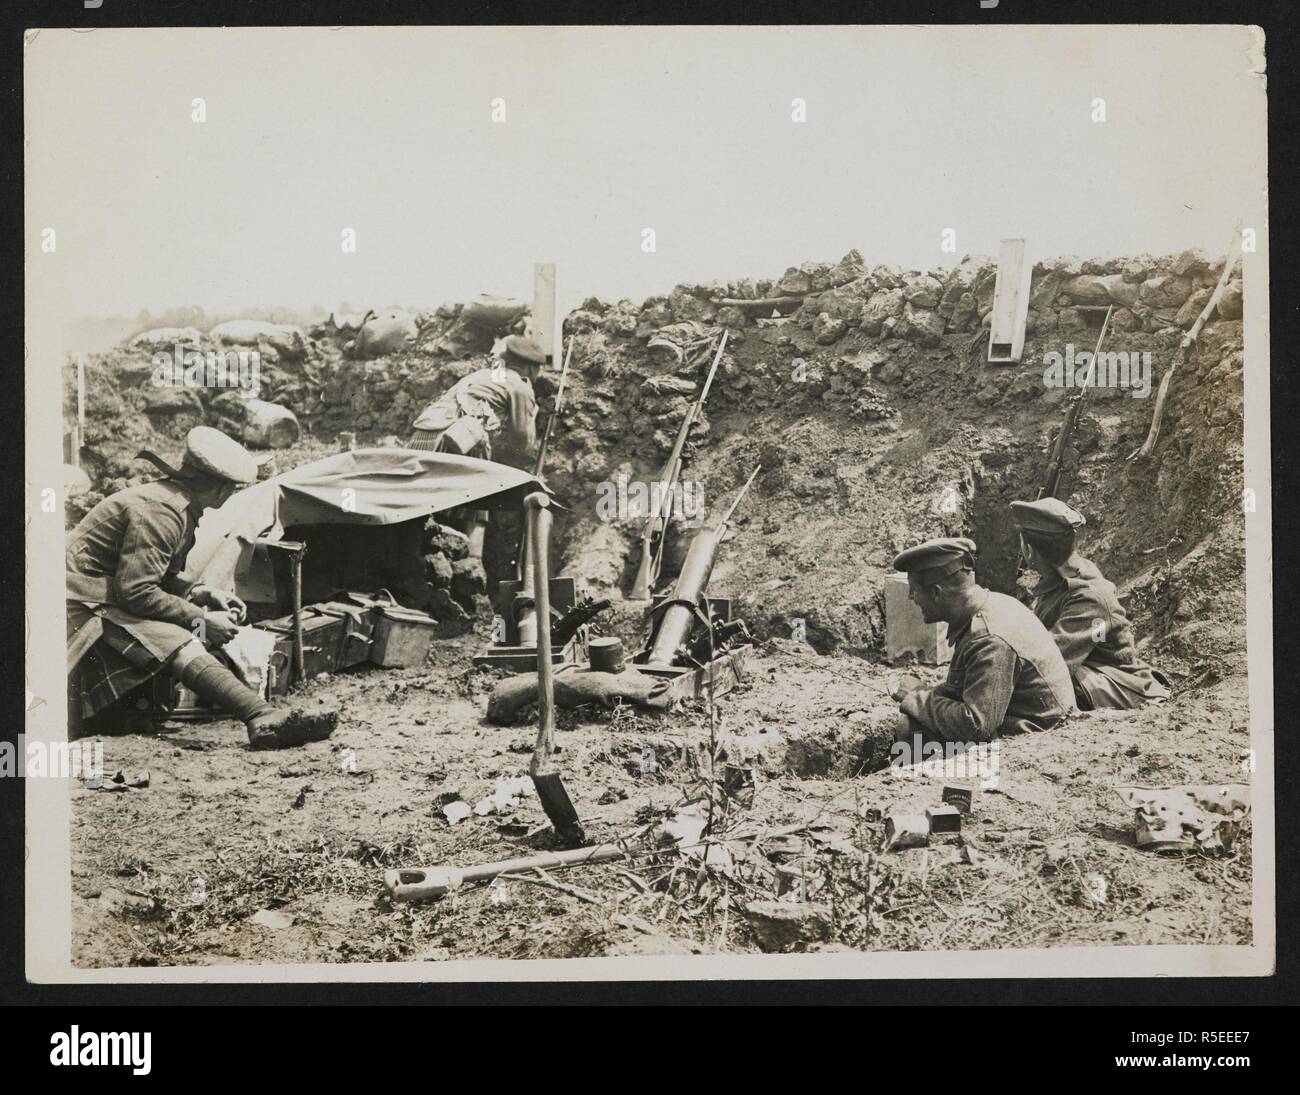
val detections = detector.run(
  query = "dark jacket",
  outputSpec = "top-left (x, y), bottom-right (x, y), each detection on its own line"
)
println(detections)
top-left (902, 589), bottom-right (1076, 742)
top-left (1030, 553), bottom-right (1169, 709)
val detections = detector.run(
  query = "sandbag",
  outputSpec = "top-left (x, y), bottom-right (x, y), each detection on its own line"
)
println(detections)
top-left (242, 399), bottom-right (301, 449)
top-left (487, 665), bottom-right (675, 724)
top-left (350, 309), bottom-right (420, 358)
top-left (463, 294), bottom-right (528, 332)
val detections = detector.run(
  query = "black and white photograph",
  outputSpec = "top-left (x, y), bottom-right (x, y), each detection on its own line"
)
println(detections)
top-left (23, 22), bottom-right (1272, 983)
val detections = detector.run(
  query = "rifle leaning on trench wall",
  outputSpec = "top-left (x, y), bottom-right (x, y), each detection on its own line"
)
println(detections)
top-left (1016, 306), bottom-right (1113, 572)
top-left (628, 329), bottom-right (728, 602)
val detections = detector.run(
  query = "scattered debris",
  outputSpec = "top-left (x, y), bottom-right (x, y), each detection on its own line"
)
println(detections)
top-left (884, 813), bottom-right (930, 851)
top-left (83, 770), bottom-right (149, 792)
top-left (250, 909), bottom-right (295, 930)
top-left (1117, 784), bottom-right (1251, 853)
top-left (744, 900), bottom-right (833, 953)
top-left (441, 800), bottom-right (473, 825)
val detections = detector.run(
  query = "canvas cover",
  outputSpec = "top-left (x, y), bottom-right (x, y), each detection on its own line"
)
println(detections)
top-left (183, 447), bottom-right (545, 602)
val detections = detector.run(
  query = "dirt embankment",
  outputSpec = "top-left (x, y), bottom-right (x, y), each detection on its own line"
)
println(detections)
top-left (65, 248), bottom-right (1251, 966)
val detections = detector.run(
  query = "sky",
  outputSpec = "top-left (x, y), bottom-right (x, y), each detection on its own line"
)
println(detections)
top-left (25, 24), bottom-right (1268, 324)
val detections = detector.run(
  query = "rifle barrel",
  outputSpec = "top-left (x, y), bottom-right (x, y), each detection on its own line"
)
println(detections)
top-left (719, 464), bottom-right (761, 528)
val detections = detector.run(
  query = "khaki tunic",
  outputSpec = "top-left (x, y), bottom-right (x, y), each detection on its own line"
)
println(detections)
top-left (901, 589), bottom-right (1076, 743)
top-left (66, 479), bottom-right (206, 716)
top-left (1030, 553), bottom-right (1170, 710)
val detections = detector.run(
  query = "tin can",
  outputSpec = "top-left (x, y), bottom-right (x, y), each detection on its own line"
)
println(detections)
top-left (588, 636), bottom-right (625, 673)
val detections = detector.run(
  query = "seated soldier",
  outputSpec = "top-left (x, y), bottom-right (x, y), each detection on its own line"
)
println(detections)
top-left (66, 427), bottom-right (336, 750)
top-left (1011, 497), bottom-right (1170, 710)
top-left (408, 334), bottom-right (544, 558)
top-left (892, 537), bottom-right (1076, 747)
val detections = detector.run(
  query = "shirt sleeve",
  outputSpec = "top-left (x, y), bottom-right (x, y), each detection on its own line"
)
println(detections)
top-left (1049, 587), bottom-right (1107, 670)
top-left (901, 634), bottom-right (1018, 742)
top-left (110, 505), bottom-right (206, 628)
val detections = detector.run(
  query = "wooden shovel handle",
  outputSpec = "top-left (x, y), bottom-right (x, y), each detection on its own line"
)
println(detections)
top-left (525, 493), bottom-right (555, 758)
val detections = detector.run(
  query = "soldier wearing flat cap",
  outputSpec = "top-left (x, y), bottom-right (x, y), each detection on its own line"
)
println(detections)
top-left (1011, 498), bottom-right (1170, 710)
top-left (409, 334), bottom-right (545, 557)
top-left (66, 427), bottom-right (335, 750)
top-left (891, 536), bottom-right (1076, 745)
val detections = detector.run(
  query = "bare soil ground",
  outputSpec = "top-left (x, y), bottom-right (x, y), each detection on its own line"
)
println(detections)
top-left (71, 631), bottom-right (1250, 967)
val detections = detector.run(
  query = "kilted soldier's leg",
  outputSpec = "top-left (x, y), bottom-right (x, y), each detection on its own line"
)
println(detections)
top-left (168, 640), bottom-right (336, 750)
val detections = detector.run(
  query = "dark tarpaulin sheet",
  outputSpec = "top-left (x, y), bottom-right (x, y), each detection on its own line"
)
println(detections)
top-left (183, 447), bottom-right (546, 602)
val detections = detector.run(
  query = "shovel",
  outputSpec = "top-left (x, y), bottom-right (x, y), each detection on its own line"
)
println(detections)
top-left (524, 492), bottom-right (586, 847)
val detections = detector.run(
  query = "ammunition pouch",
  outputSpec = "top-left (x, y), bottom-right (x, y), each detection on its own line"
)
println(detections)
top-left (439, 416), bottom-right (489, 456)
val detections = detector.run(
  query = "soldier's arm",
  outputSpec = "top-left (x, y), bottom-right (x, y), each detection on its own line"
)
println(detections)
top-left (901, 634), bottom-right (1017, 743)
top-left (111, 505), bottom-right (207, 628)
top-left (509, 377), bottom-right (538, 450)
top-left (1049, 588), bottom-right (1107, 670)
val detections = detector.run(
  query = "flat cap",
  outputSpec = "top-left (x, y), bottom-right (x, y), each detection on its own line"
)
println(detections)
top-left (181, 426), bottom-right (260, 485)
top-left (1010, 497), bottom-right (1086, 533)
top-left (892, 536), bottom-right (977, 575)
top-left (501, 334), bottom-right (547, 365)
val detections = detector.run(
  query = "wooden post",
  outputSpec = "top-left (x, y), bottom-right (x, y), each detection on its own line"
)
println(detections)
top-left (531, 262), bottom-right (557, 365)
top-left (988, 238), bottom-right (1031, 364)
top-left (257, 538), bottom-right (308, 685)
top-left (290, 548), bottom-right (305, 684)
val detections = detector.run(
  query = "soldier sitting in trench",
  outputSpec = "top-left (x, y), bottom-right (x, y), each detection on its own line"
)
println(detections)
top-left (408, 334), bottom-right (544, 559)
top-left (1010, 497), bottom-right (1171, 710)
top-left (891, 537), bottom-right (1076, 752)
top-left (66, 427), bottom-right (336, 750)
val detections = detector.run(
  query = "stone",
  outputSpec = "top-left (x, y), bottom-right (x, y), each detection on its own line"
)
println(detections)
top-left (1057, 308), bottom-right (1092, 337)
top-left (1138, 275), bottom-right (1195, 311)
top-left (426, 521), bottom-right (470, 560)
top-left (826, 249), bottom-right (867, 287)
top-left (1122, 257), bottom-right (1153, 282)
top-left (425, 553), bottom-right (454, 588)
top-left (1175, 287), bottom-right (1213, 328)
top-left (743, 900), bottom-right (833, 953)
top-left (869, 264), bottom-right (906, 289)
top-left (140, 386), bottom-right (204, 414)
top-left (896, 303), bottom-right (945, 347)
top-left (1098, 274), bottom-right (1140, 309)
top-left (1061, 275), bottom-right (1113, 305)
top-left (450, 559), bottom-right (486, 599)
top-left (902, 273), bottom-right (944, 309)
top-left (950, 291), bottom-right (979, 332)
top-left (815, 277), bottom-right (872, 322)
top-left (1216, 279), bottom-right (1243, 320)
top-left (813, 313), bottom-right (848, 344)
top-left (860, 288), bottom-right (906, 335)
top-left (776, 267), bottom-right (813, 295)
top-left (1170, 247), bottom-right (1210, 277)
top-left (715, 305), bottom-right (749, 329)
top-left (1110, 307), bottom-right (1139, 332)
top-left (1028, 270), bottom-right (1066, 312)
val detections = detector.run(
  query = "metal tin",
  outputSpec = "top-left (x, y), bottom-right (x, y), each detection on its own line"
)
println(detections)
top-left (588, 636), bottom-right (625, 674)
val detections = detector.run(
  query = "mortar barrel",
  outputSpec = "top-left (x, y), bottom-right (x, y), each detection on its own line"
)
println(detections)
top-left (646, 525), bottom-right (723, 666)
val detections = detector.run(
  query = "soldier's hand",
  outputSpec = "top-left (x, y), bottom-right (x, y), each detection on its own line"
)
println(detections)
top-left (207, 589), bottom-right (247, 623)
top-left (202, 610), bottom-right (241, 647)
top-left (890, 672), bottom-right (923, 702)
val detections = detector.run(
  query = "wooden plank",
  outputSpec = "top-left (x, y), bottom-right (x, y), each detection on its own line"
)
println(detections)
top-left (530, 262), bottom-right (558, 363)
top-left (988, 238), bottom-right (1030, 364)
